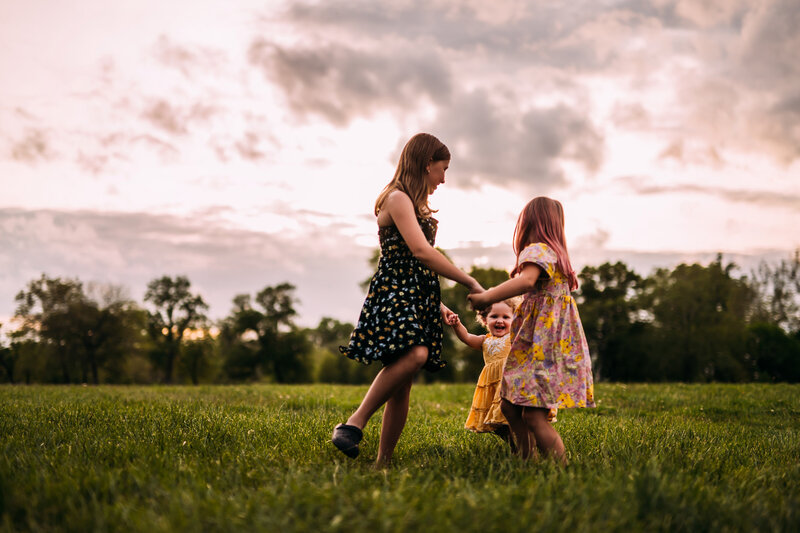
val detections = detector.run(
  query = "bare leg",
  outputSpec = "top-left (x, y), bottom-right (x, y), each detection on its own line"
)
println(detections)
top-left (376, 377), bottom-right (413, 465)
top-left (345, 346), bottom-right (428, 429)
top-left (522, 407), bottom-right (566, 465)
top-left (493, 425), bottom-right (518, 454)
top-left (500, 399), bottom-right (533, 459)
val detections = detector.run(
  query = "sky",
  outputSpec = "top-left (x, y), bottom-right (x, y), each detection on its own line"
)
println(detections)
top-left (1, 0), bottom-right (798, 330)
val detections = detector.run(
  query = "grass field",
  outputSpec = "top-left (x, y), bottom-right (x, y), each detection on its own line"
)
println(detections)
top-left (1, 383), bottom-right (799, 532)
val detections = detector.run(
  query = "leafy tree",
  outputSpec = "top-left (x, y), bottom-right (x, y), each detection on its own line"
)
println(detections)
top-left (0, 323), bottom-right (14, 383)
top-left (745, 323), bottom-right (800, 382)
top-left (144, 275), bottom-right (208, 383)
top-left (14, 275), bottom-right (92, 383)
top-left (308, 317), bottom-right (379, 383)
top-left (309, 317), bottom-right (354, 353)
top-left (6, 337), bottom-right (42, 384)
top-left (576, 262), bottom-right (648, 381)
top-left (179, 332), bottom-right (218, 385)
top-left (749, 250), bottom-right (800, 332)
top-left (84, 283), bottom-right (149, 383)
top-left (221, 283), bottom-right (311, 383)
top-left (645, 256), bottom-right (754, 382)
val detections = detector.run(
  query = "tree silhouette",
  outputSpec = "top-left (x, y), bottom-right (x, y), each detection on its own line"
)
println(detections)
top-left (144, 275), bottom-right (208, 383)
top-left (222, 283), bottom-right (310, 382)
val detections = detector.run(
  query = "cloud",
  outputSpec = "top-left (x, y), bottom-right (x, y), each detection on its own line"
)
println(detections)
top-left (9, 129), bottom-right (54, 163)
top-left (0, 208), bottom-right (373, 326)
top-left (657, 140), bottom-right (724, 167)
top-left (152, 35), bottom-right (229, 79)
top-left (247, 39), bottom-right (452, 126)
top-left (574, 228), bottom-right (612, 250)
top-left (615, 176), bottom-right (800, 210)
top-left (660, 0), bottom-right (800, 164)
top-left (141, 99), bottom-right (218, 136)
top-left (431, 90), bottom-right (604, 190)
top-left (279, 0), bottom-right (619, 69)
top-left (235, 131), bottom-right (266, 161)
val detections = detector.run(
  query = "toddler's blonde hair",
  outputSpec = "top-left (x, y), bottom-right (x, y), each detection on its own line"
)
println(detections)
top-left (476, 297), bottom-right (521, 328)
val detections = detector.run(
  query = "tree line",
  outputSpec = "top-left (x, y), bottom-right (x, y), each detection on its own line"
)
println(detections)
top-left (1, 251), bottom-right (798, 385)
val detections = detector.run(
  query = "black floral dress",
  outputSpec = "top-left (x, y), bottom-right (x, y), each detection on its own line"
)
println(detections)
top-left (340, 217), bottom-right (445, 372)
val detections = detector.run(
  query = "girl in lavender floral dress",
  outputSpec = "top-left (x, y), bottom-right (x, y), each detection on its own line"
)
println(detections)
top-left (469, 197), bottom-right (595, 463)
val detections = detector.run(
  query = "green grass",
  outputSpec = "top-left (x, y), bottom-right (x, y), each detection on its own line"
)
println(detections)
top-left (1, 383), bottom-right (799, 532)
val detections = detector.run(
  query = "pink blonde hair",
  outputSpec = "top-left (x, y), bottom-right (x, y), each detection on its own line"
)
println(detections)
top-left (511, 197), bottom-right (578, 290)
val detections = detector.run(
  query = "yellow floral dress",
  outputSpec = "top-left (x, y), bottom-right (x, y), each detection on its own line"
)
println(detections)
top-left (465, 333), bottom-right (512, 432)
top-left (501, 242), bottom-right (595, 410)
top-left (466, 333), bottom-right (558, 431)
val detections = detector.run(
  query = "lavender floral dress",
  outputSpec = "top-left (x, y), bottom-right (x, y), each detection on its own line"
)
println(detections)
top-left (501, 243), bottom-right (596, 409)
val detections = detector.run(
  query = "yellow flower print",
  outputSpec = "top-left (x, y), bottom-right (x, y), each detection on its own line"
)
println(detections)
top-left (559, 339), bottom-right (571, 353)
top-left (513, 349), bottom-right (527, 365)
top-left (543, 313), bottom-right (555, 329)
top-left (557, 392), bottom-right (575, 408)
top-left (523, 392), bottom-right (540, 406)
top-left (587, 384), bottom-right (594, 403)
top-left (533, 344), bottom-right (545, 361)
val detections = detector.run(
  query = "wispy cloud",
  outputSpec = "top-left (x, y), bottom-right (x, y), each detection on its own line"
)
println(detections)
top-left (615, 176), bottom-right (800, 210)
top-left (248, 40), bottom-right (453, 126)
top-left (0, 208), bottom-right (373, 325)
top-left (429, 91), bottom-right (604, 190)
top-left (9, 129), bottom-right (54, 163)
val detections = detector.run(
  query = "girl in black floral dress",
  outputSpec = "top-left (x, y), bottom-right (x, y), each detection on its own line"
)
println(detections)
top-left (332, 133), bottom-right (484, 465)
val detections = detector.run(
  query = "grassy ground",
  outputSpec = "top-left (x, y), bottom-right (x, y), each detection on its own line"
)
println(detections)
top-left (1, 382), bottom-right (799, 532)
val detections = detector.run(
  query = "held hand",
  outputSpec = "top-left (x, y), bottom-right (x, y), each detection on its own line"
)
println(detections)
top-left (440, 304), bottom-right (457, 325)
top-left (467, 277), bottom-right (485, 295)
top-left (446, 314), bottom-right (461, 327)
top-left (467, 291), bottom-right (490, 311)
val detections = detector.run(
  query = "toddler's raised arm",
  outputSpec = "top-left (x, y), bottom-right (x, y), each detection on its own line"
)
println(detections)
top-left (448, 314), bottom-right (484, 350)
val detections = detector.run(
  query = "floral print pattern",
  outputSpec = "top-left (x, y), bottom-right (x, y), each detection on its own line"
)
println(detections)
top-left (466, 333), bottom-right (512, 432)
top-left (501, 243), bottom-right (596, 409)
top-left (467, 333), bottom-right (558, 432)
top-left (339, 217), bottom-right (445, 372)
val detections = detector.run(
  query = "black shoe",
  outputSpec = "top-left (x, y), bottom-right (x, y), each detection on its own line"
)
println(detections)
top-left (332, 423), bottom-right (363, 458)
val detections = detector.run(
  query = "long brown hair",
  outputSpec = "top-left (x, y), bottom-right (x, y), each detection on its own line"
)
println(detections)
top-left (512, 197), bottom-right (578, 290)
top-left (374, 133), bottom-right (450, 218)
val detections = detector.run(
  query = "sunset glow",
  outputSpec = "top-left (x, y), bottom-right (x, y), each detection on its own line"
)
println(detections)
top-left (1, 0), bottom-right (798, 327)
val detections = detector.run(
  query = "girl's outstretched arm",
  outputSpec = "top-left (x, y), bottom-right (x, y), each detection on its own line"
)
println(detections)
top-left (468, 263), bottom-right (542, 311)
top-left (447, 315), bottom-right (484, 350)
top-left (383, 191), bottom-right (483, 293)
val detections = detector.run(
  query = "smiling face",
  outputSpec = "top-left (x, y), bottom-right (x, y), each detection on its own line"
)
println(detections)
top-left (485, 302), bottom-right (513, 337)
top-left (425, 159), bottom-right (449, 195)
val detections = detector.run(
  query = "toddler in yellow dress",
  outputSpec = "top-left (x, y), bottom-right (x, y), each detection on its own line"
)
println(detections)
top-left (447, 298), bottom-right (556, 451)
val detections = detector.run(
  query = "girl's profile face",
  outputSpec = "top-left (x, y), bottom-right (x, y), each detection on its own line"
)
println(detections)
top-left (425, 159), bottom-right (449, 195)
top-left (486, 302), bottom-right (513, 337)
